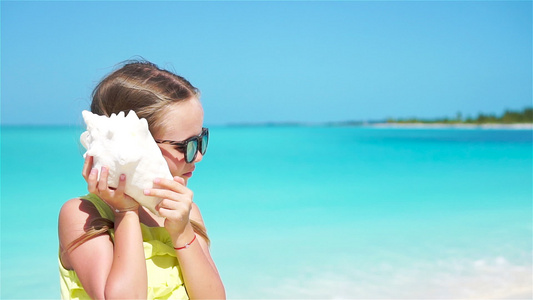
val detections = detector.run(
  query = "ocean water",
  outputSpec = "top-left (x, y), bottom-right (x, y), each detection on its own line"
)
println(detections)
top-left (1, 125), bottom-right (531, 299)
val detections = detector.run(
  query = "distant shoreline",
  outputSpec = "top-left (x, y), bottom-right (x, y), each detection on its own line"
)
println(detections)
top-left (222, 121), bottom-right (533, 129)
top-left (2, 122), bottom-right (533, 130)
top-left (217, 121), bottom-right (533, 129)
top-left (367, 122), bottom-right (533, 130)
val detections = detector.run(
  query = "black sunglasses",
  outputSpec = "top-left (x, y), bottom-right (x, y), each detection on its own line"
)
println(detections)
top-left (155, 128), bottom-right (209, 163)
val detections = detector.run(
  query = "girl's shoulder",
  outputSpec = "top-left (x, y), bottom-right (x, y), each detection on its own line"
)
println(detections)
top-left (58, 197), bottom-right (115, 295)
top-left (59, 197), bottom-right (102, 228)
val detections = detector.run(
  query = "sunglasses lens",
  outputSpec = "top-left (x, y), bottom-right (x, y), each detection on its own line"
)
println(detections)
top-left (201, 130), bottom-right (209, 155)
top-left (186, 141), bottom-right (198, 163)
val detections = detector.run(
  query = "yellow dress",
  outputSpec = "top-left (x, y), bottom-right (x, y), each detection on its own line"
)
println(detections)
top-left (59, 193), bottom-right (189, 299)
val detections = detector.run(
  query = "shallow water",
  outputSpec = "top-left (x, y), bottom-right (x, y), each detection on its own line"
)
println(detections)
top-left (1, 126), bottom-right (531, 298)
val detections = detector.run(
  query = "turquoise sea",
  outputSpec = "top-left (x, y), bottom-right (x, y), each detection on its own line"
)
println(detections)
top-left (1, 125), bottom-right (532, 299)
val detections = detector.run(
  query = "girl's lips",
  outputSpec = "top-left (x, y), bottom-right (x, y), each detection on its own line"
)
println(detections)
top-left (182, 167), bottom-right (195, 177)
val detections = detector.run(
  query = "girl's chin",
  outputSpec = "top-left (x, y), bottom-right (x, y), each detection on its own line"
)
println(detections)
top-left (179, 175), bottom-right (189, 186)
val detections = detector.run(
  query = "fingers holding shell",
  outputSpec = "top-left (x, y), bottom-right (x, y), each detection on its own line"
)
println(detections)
top-left (82, 155), bottom-right (94, 181)
top-left (115, 174), bottom-right (126, 196)
top-left (146, 186), bottom-right (193, 207)
top-left (87, 168), bottom-right (98, 194)
top-left (156, 198), bottom-right (191, 221)
top-left (153, 177), bottom-right (191, 195)
top-left (98, 166), bottom-right (110, 193)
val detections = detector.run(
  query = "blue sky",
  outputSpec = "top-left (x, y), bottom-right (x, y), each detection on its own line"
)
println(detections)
top-left (1, 1), bottom-right (531, 126)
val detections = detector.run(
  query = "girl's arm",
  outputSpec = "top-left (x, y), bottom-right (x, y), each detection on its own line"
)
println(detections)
top-left (104, 209), bottom-right (147, 299)
top-left (59, 157), bottom-right (147, 299)
top-left (147, 177), bottom-right (226, 299)
top-left (59, 197), bottom-right (114, 299)
top-left (59, 201), bottom-right (146, 299)
top-left (174, 223), bottom-right (226, 299)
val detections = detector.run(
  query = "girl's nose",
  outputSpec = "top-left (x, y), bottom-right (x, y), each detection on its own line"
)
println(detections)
top-left (193, 151), bottom-right (204, 163)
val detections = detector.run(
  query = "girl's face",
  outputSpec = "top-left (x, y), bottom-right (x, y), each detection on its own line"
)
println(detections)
top-left (154, 98), bottom-right (205, 185)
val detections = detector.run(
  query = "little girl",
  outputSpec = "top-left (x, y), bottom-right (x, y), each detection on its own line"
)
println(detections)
top-left (58, 60), bottom-right (225, 299)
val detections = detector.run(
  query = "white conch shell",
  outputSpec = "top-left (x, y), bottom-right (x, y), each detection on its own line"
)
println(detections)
top-left (80, 110), bottom-right (172, 216)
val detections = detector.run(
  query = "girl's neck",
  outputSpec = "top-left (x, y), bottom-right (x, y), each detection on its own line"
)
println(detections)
top-left (138, 206), bottom-right (165, 227)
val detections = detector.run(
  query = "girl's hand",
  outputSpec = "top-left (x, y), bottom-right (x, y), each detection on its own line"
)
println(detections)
top-left (82, 155), bottom-right (139, 214)
top-left (145, 176), bottom-right (194, 244)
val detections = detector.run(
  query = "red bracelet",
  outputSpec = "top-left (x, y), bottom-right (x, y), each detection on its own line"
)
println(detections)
top-left (174, 234), bottom-right (197, 250)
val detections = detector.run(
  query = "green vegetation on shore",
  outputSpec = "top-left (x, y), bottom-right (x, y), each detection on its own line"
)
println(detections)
top-left (225, 107), bottom-right (532, 127)
top-left (387, 107), bottom-right (533, 124)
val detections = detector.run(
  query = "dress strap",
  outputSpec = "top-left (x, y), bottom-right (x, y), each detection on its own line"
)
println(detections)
top-left (80, 193), bottom-right (115, 221)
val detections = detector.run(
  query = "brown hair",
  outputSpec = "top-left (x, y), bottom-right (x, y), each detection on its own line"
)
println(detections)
top-left (91, 60), bottom-right (200, 136)
top-left (67, 60), bottom-right (209, 252)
